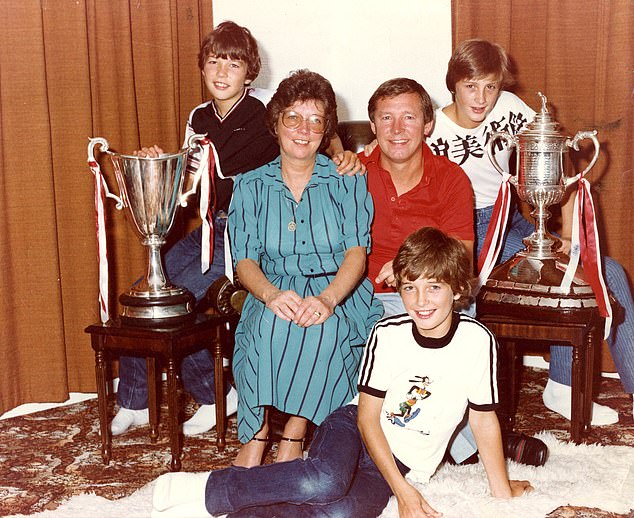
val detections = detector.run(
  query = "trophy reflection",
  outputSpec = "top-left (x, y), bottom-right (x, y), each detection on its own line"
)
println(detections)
top-left (87, 135), bottom-right (206, 324)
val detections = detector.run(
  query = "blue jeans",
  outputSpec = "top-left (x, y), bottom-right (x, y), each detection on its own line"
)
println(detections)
top-left (203, 405), bottom-right (408, 518)
top-left (116, 215), bottom-right (229, 409)
top-left (476, 205), bottom-right (634, 393)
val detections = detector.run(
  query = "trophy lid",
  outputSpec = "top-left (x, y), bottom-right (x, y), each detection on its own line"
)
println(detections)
top-left (520, 92), bottom-right (565, 141)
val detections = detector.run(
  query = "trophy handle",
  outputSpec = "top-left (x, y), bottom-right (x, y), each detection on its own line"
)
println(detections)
top-left (87, 137), bottom-right (125, 209)
top-left (179, 133), bottom-right (208, 206)
top-left (488, 131), bottom-right (518, 184)
top-left (564, 130), bottom-right (600, 187)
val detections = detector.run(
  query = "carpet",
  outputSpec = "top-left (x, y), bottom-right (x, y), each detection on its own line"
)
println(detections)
top-left (1, 368), bottom-right (633, 517)
top-left (5, 433), bottom-right (634, 518)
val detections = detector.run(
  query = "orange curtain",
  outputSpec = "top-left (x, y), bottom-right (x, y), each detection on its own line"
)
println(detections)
top-left (0, 0), bottom-right (213, 414)
top-left (451, 0), bottom-right (633, 284)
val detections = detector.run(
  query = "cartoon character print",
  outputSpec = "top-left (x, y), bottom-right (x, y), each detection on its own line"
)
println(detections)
top-left (386, 376), bottom-right (432, 430)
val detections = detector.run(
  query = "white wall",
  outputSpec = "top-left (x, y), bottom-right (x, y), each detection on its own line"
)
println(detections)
top-left (212, 0), bottom-right (453, 121)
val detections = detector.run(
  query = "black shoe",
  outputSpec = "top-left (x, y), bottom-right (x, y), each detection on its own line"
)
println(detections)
top-left (503, 432), bottom-right (549, 467)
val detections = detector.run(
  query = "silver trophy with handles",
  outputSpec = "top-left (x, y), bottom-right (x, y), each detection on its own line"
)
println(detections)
top-left (87, 134), bottom-right (206, 324)
top-left (479, 93), bottom-right (602, 311)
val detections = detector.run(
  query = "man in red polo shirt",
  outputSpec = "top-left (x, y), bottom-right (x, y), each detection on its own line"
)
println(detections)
top-left (360, 78), bottom-right (474, 315)
top-left (358, 78), bottom-right (548, 469)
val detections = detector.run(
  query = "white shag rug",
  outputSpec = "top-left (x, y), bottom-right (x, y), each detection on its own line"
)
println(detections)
top-left (8, 433), bottom-right (634, 518)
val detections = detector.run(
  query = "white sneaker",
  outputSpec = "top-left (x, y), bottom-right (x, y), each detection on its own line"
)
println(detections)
top-left (182, 386), bottom-right (239, 436)
top-left (542, 379), bottom-right (619, 426)
top-left (111, 407), bottom-right (149, 435)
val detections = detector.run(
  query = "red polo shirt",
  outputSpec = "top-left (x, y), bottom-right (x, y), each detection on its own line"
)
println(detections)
top-left (361, 142), bottom-right (474, 293)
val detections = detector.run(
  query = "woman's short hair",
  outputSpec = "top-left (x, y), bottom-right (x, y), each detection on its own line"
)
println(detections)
top-left (266, 69), bottom-right (338, 150)
top-left (198, 21), bottom-right (261, 82)
top-left (367, 78), bottom-right (434, 124)
top-left (445, 39), bottom-right (515, 92)
top-left (393, 227), bottom-right (474, 310)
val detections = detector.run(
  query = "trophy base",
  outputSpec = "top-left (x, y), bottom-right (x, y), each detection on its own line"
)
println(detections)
top-left (119, 289), bottom-right (196, 326)
top-left (477, 254), bottom-right (599, 321)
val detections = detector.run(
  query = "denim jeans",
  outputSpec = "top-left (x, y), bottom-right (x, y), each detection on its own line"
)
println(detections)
top-left (203, 405), bottom-right (408, 518)
top-left (476, 205), bottom-right (634, 393)
top-left (116, 216), bottom-right (229, 409)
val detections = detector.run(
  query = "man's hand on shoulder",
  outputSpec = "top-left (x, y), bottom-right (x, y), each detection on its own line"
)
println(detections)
top-left (332, 150), bottom-right (366, 176)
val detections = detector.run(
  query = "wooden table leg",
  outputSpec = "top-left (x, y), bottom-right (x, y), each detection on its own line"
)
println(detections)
top-left (570, 342), bottom-right (583, 443)
top-left (165, 356), bottom-right (182, 471)
top-left (147, 357), bottom-right (159, 442)
top-left (93, 337), bottom-right (111, 464)
top-left (213, 324), bottom-right (226, 452)
top-left (582, 330), bottom-right (596, 434)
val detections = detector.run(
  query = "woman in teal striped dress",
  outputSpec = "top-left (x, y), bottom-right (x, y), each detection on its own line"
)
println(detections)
top-left (228, 70), bottom-right (382, 467)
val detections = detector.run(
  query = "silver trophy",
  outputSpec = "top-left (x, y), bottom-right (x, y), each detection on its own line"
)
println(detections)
top-left (479, 93), bottom-right (600, 309)
top-left (87, 134), bottom-right (205, 323)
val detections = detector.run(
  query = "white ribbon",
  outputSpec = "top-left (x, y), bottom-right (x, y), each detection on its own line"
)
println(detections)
top-left (89, 160), bottom-right (109, 324)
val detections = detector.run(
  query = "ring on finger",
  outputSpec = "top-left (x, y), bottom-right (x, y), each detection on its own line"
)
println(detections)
top-left (314, 311), bottom-right (321, 317)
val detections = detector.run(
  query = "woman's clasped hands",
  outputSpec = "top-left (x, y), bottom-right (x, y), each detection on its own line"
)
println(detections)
top-left (265, 289), bottom-right (334, 327)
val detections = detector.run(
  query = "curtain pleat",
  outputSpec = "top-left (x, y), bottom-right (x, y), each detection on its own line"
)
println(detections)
top-left (0, 0), bottom-right (213, 414)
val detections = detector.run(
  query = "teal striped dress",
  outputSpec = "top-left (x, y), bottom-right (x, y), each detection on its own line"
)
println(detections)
top-left (228, 155), bottom-right (383, 443)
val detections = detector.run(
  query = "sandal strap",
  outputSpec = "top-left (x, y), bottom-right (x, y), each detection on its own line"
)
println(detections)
top-left (280, 436), bottom-right (304, 443)
top-left (252, 436), bottom-right (270, 443)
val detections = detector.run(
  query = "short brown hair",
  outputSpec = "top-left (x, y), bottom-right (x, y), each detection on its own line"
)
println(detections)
top-left (445, 39), bottom-right (515, 93)
top-left (367, 78), bottom-right (433, 123)
top-left (266, 69), bottom-right (338, 151)
top-left (198, 21), bottom-right (261, 82)
top-left (393, 227), bottom-right (474, 310)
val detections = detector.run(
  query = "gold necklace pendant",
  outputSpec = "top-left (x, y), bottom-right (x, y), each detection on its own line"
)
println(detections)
top-left (288, 221), bottom-right (297, 232)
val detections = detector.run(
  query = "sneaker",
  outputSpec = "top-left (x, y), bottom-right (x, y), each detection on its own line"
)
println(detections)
top-left (503, 432), bottom-right (549, 467)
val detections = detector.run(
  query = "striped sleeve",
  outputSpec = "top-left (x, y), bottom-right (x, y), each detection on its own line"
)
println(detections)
top-left (357, 320), bottom-right (391, 398)
top-left (465, 318), bottom-right (499, 410)
top-left (339, 173), bottom-right (373, 251)
top-left (228, 173), bottom-right (262, 265)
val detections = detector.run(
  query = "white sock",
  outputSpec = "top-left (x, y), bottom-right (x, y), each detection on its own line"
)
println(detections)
top-left (543, 379), bottom-right (619, 426)
top-left (152, 472), bottom-right (209, 512)
top-left (183, 387), bottom-right (239, 436)
top-left (111, 407), bottom-right (149, 436)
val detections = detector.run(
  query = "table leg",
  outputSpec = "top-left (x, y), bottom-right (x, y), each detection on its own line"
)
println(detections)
top-left (495, 338), bottom-right (517, 433)
top-left (583, 330), bottom-right (596, 435)
top-left (165, 356), bottom-right (182, 471)
top-left (570, 344), bottom-right (583, 443)
top-left (147, 357), bottom-right (159, 442)
top-left (213, 324), bottom-right (226, 452)
top-left (93, 337), bottom-right (111, 464)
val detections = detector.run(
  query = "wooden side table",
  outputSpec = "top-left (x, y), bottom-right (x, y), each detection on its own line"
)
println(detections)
top-left (85, 313), bottom-right (237, 471)
top-left (478, 306), bottom-right (603, 443)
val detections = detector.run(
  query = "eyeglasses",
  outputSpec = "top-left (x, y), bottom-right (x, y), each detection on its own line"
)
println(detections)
top-left (281, 111), bottom-right (326, 133)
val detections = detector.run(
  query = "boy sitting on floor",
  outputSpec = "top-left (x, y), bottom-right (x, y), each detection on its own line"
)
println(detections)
top-left (151, 227), bottom-right (532, 518)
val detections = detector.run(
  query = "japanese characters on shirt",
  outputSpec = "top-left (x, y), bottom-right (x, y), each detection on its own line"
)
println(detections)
top-left (428, 91), bottom-right (536, 209)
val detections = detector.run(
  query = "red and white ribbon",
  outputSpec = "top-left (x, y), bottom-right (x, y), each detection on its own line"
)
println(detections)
top-left (88, 160), bottom-right (109, 324)
top-left (194, 138), bottom-right (223, 274)
top-left (567, 178), bottom-right (612, 338)
top-left (477, 174), bottom-right (513, 287)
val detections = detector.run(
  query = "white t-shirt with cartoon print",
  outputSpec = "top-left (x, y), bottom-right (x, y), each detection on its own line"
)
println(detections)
top-left (428, 91), bottom-right (536, 209)
top-left (358, 312), bottom-right (499, 483)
